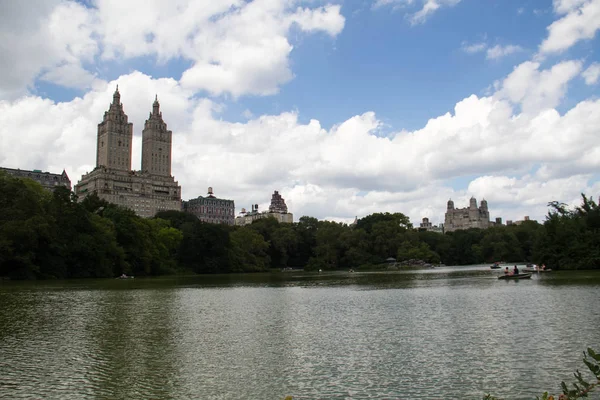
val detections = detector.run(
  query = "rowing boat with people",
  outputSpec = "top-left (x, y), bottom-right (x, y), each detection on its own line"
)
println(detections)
top-left (498, 273), bottom-right (532, 280)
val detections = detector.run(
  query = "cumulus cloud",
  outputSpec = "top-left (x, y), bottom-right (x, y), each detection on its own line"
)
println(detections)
top-left (0, 0), bottom-right (345, 100)
top-left (497, 60), bottom-right (582, 114)
top-left (582, 63), bottom-right (600, 84)
top-left (539, 0), bottom-right (600, 54)
top-left (0, 0), bottom-right (97, 99)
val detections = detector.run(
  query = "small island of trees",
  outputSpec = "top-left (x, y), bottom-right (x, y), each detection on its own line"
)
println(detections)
top-left (1, 171), bottom-right (599, 280)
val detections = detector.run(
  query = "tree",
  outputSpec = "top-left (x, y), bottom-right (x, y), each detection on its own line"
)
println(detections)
top-left (179, 221), bottom-right (231, 273)
top-left (271, 225), bottom-right (299, 268)
top-left (306, 221), bottom-right (346, 270)
top-left (229, 227), bottom-right (270, 272)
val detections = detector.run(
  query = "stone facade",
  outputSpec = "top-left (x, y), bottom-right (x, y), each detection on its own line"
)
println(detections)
top-left (75, 88), bottom-right (182, 218)
top-left (0, 167), bottom-right (71, 191)
top-left (184, 187), bottom-right (235, 225)
top-left (235, 191), bottom-right (293, 226)
top-left (444, 197), bottom-right (490, 232)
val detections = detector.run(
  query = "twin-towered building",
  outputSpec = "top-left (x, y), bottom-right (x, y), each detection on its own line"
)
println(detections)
top-left (73, 88), bottom-right (292, 224)
top-left (75, 88), bottom-right (182, 217)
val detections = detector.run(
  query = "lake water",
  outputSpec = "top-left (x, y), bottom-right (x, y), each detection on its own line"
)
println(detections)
top-left (1, 265), bottom-right (599, 399)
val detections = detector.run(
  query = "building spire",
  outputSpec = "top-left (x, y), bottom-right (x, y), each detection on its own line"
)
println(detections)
top-left (112, 85), bottom-right (120, 105)
top-left (153, 94), bottom-right (160, 115)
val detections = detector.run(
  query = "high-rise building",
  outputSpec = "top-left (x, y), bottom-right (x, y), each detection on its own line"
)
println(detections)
top-left (75, 88), bottom-right (182, 217)
top-left (142, 96), bottom-right (172, 177)
top-left (184, 187), bottom-right (235, 225)
top-left (269, 190), bottom-right (288, 213)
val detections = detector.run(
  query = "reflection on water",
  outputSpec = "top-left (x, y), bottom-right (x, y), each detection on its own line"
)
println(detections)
top-left (1, 265), bottom-right (599, 399)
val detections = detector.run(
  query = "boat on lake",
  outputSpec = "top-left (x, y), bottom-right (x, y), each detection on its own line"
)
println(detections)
top-left (498, 273), bottom-right (532, 280)
top-left (490, 263), bottom-right (501, 269)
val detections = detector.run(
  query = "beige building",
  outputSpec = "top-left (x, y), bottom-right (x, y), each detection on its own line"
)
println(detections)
top-left (235, 191), bottom-right (293, 226)
top-left (444, 197), bottom-right (490, 232)
top-left (75, 88), bottom-right (182, 217)
top-left (1, 167), bottom-right (71, 191)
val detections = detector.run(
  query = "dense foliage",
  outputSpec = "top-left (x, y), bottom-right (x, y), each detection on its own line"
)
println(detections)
top-left (1, 171), bottom-right (599, 279)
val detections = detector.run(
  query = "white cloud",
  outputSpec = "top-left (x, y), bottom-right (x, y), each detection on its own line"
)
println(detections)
top-left (462, 42), bottom-right (486, 54)
top-left (497, 60), bottom-right (582, 114)
top-left (582, 63), bottom-right (600, 84)
top-left (0, 1), bottom-right (98, 98)
top-left (461, 41), bottom-right (524, 60)
top-left (0, 0), bottom-right (345, 100)
top-left (40, 64), bottom-right (98, 90)
top-left (540, 0), bottom-right (600, 54)
top-left (553, 0), bottom-right (589, 14)
top-left (372, 0), bottom-right (461, 24)
top-left (410, 0), bottom-right (461, 25)
top-left (486, 44), bottom-right (524, 60)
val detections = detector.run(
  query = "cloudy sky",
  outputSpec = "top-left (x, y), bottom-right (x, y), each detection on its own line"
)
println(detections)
top-left (1, 0), bottom-right (599, 226)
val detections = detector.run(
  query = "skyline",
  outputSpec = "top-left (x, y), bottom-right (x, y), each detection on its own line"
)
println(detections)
top-left (1, 0), bottom-right (599, 225)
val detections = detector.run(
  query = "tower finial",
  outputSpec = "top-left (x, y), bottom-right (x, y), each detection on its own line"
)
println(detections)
top-left (113, 85), bottom-right (121, 104)
top-left (152, 94), bottom-right (160, 115)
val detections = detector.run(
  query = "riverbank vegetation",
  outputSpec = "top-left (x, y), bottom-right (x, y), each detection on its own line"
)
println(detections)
top-left (1, 171), bottom-right (599, 279)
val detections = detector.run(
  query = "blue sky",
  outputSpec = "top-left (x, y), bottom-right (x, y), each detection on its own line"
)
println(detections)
top-left (1, 0), bottom-right (600, 224)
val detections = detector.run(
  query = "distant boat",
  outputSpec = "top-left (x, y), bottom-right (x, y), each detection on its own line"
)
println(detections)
top-left (117, 274), bottom-right (134, 279)
top-left (498, 273), bottom-right (532, 280)
top-left (490, 263), bottom-right (501, 269)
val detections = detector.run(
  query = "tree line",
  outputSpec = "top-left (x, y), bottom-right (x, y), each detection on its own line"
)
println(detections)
top-left (1, 171), bottom-right (598, 279)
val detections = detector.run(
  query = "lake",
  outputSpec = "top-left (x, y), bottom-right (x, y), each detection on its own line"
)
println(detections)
top-left (1, 265), bottom-right (599, 399)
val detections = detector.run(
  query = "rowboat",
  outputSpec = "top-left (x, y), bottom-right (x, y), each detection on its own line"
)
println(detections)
top-left (498, 273), bottom-right (532, 280)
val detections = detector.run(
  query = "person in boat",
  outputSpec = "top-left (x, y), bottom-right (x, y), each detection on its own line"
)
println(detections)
top-left (541, 264), bottom-right (547, 270)
top-left (504, 267), bottom-right (510, 275)
top-left (513, 265), bottom-right (519, 275)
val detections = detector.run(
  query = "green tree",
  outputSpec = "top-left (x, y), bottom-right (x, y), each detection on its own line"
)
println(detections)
top-left (229, 227), bottom-right (270, 272)
top-left (271, 225), bottom-right (299, 268)
top-left (0, 172), bottom-right (53, 279)
top-left (179, 221), bottom-right (231, 273)
top-left (306, 220), bottom-right (346, 270)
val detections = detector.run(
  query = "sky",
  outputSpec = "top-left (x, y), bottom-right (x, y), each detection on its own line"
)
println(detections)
top-left (1, 0), bottom-right (599, 226)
